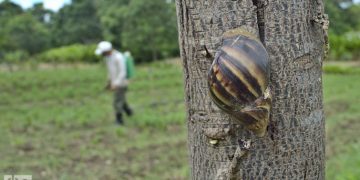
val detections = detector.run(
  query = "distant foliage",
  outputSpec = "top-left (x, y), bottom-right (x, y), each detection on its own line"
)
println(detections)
top-left (329, 32), bottom-right (360, 61)
top-left (96, 0), bottom-right (179, 62)
top-left (121, 0), bottom-right (179, 62)
top-left (0, 13), bottom-right (50, 60)
top-left (51, 0), bottom-right (103, 46)
top-left (323, 64), bottom-right (360, 74)
top-left (3, 50), bottom-right (29, 63)
top-left (325, 1), bottom-right (360, 35)
top-left (0, 0), bottom-right (359, 63)
top-left (0, 0), bottom-right (22, 17)
top-left (36, 44), bottom-right (100, 63)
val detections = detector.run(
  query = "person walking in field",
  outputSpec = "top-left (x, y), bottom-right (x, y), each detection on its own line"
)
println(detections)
top-left (95, 41), bottom-right (133, 125)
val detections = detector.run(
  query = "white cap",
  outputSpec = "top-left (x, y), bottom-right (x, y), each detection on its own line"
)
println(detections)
top-left (95, 41), bottom-right (112, 55)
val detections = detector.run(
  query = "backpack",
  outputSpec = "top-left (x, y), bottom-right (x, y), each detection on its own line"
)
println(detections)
top-left (124, 53), bottom-right (135, 79)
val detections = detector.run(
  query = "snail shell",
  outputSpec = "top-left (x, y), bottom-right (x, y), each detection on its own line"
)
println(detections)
top-left (208, 28), bottom-right (271, 137)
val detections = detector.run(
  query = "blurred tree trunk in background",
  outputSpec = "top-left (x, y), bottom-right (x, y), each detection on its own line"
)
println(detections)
top-left (176, 0), bottom-right (327, 179)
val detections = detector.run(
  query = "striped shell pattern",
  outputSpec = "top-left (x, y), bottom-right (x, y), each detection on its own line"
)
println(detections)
top-left (208, 29), bottom-right (271, 136)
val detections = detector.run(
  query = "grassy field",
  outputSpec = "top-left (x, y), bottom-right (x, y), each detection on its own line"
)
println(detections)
top-left (0, 60), bottom-right (359, 179)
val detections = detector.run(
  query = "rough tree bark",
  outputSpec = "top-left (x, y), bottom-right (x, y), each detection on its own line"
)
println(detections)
top-left (176, 0), bottom-right (327, 179)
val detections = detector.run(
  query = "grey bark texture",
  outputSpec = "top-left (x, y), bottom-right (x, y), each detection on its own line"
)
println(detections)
top-left (175, 0), bottom-right (327, 179)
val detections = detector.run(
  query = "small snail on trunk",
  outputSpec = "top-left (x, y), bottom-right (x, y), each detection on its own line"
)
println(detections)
top-left (208, 28), bottom-right (271, 137)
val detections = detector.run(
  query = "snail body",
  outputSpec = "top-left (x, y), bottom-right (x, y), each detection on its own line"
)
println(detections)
top-left (208, 28), bottom-right (271, 137)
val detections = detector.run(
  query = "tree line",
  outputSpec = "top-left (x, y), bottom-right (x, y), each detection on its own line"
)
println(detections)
top-left (0, 0), bottom-right (359, 64)
top-left (0, 0), bottom-right (178, 63)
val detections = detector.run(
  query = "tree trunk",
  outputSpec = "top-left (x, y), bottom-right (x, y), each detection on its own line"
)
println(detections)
top-left (175, 0), bottom-right (327, 179)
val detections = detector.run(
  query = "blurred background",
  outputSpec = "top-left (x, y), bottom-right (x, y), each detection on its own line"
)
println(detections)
top-left (0, 0), bottom-right (359, 179)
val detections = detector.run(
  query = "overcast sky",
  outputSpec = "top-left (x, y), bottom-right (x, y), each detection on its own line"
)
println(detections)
top-left (1, 0), bottom-right (71, 11)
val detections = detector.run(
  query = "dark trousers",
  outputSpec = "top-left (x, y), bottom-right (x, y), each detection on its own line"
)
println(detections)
top-left (113, 87), bottom-right (127, 114)
top-left (113, 87), bottom-right (132, 123)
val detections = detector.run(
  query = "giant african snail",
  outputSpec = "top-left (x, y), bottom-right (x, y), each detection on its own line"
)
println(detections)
top-left (208, 28), bottom-right (271, 137)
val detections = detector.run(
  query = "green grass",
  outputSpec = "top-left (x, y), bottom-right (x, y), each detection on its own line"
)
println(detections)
top-left (323, 63), bottom-right (360, 74)
top-left (0, 60), bottom-right (359, 179)
top-left (323, 73), bottom-right (360, 180)
top-left (0, 61), bottom-right (188, 179)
